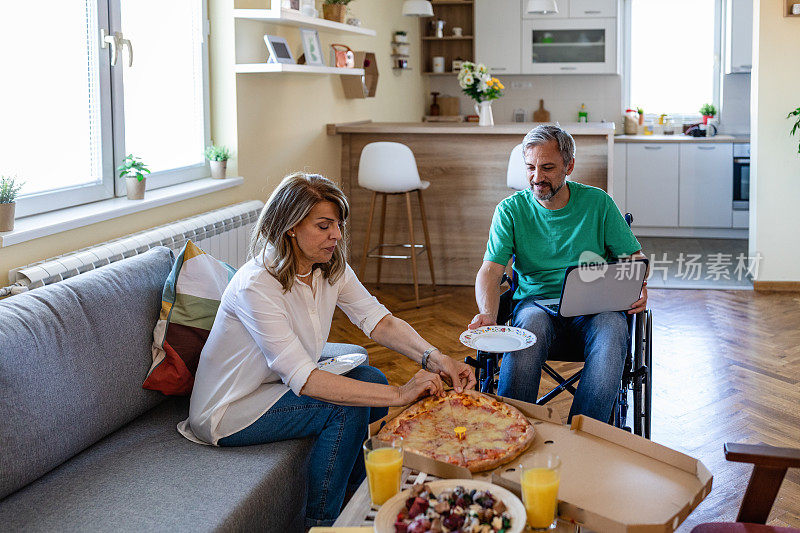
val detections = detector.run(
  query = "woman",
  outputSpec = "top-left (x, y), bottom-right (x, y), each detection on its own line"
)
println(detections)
top-left (179, 172), bottom-right (476, 528)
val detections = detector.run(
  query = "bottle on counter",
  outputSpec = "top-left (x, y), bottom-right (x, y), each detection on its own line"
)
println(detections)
top-left (624, 109), bottom-right (638, 134)
top-left (578, 103), bottom-right (588, 123)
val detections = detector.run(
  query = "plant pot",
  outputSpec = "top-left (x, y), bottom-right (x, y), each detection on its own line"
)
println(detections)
top-left (210, 160), bottom-right (228, 179)
top-left (474, 100), bottom-right (494, 127)
top-left (394, 34), bottom-right (409, 44)
top-left (702, 115), bottom-right (714, 125)
top-left (126, 177), bottom-right (147, 200)
top-left (322, 4), bottom-right (346, 23)
top-left (0, 202), bottom-right (15, 232)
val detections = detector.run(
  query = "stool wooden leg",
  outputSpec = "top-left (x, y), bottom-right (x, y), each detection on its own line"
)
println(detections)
top-left (416, 189), bottom-right (436, 291)
top-left (359, 191), bottom-right (377, 280)
top-left (405, 192), bottom-right (420, 308)
top-left (376, 193), bottom-right (387, 288)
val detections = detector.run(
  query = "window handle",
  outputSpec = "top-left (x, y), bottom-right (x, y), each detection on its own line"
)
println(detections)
top-left (698, 146), bottom-right (716, 150)
top-left (583, 10), bottom-right (602, 14)
top-left (120, 36), bottom-right (133, 67)
top-left (643, 146), bottom-right (662, 150)
top-left (100, 29), bottom-right (119, 66)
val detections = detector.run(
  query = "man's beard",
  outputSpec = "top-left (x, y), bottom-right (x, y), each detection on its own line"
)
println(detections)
top-left (532, 180), bottom-right (566, 201)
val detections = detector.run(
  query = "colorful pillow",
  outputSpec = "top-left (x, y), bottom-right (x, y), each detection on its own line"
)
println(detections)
top-left (143, 240), bottom-right (236, 396)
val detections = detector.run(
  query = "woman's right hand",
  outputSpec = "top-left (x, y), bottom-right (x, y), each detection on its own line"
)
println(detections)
top-left (468, 313), bottom-right (497, 329)
top-left (396, 369), bottom-right (444, 405)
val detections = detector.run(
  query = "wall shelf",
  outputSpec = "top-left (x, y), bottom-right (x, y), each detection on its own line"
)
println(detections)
top-left (422, 35), bottom-right (474, 40)
top-left (233, 8), bottom-right (377, 36)
top-left (235, 63), bottom-right (366, 75)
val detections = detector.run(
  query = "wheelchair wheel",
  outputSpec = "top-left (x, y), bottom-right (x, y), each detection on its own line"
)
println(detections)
top-left (632, 310), bottom-right (646, 438)
top-left (644, 309), bottom-right (653, 439)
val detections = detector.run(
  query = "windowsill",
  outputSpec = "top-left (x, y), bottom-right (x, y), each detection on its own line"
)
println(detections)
top-left (0, 177), bottom-right (244, 248)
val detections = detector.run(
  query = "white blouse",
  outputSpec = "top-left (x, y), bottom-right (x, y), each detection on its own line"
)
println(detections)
top-left (178, 251), bottom-right (391, 445)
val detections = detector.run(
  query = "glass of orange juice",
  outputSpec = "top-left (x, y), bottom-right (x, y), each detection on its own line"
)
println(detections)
top-left (521, 453), bottom-right (561, 531)
top-left (363, 436), bottom-right (404, 507)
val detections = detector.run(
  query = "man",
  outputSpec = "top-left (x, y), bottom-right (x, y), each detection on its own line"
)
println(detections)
top-left (469, 124), bottom-right (647, 423)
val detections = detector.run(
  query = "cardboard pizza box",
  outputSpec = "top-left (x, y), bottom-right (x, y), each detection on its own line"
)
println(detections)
top-left (369, 395), bottom-right (712, 533)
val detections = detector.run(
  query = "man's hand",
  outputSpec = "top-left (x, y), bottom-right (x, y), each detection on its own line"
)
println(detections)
top-left (428, 351), bottom-right (477, 392)
top-left (628, 280), bottom-right (648, 314)
top-left (468, 313), bottom-right (497, 330)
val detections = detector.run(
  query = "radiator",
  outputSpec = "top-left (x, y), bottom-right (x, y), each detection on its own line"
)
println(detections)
top-left (5, 200), bottom-right (264, 294)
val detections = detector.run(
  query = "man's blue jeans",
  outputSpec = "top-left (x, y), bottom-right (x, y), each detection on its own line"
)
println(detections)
top-left (218, 364), bottom-right (388, 528)
top-left (498, 296), bottom-right (628, 423)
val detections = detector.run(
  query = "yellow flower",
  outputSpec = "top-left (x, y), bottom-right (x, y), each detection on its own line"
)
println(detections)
top-left (497, 83), bottom-right (505, 90)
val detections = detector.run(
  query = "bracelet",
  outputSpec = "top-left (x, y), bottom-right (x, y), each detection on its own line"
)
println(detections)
top-left (421, 347), bottom-right (439, 370)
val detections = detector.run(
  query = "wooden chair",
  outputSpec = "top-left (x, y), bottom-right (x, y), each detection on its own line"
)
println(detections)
top-left (691, 443), bottom-right (800, 533)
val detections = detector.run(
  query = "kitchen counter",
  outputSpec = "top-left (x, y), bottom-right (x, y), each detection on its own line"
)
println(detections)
top-left (329, 121), bottom-right (616, 136)
top-left (328, 121), bottom-right (615, 285)
top-left (615, 134), bottom-right (750, 143)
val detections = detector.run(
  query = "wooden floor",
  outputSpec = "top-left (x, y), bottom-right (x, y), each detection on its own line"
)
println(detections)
top-left (330, 284), bottom-right (800, 531)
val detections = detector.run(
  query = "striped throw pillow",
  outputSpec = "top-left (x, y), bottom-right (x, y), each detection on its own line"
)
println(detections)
top-left (143, 240), bottom-right (236, 396)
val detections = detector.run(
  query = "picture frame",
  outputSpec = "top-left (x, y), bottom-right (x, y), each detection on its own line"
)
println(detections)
top-left (300, 29), bottom-right (325, 66)
top-left (263, 35), bottom-right (295, 64)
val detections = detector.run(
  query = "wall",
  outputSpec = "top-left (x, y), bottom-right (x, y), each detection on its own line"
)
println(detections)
top-left (0, 0), bottom-right (425, 283)
top-left (426, 74), bottom-right (622, 127)
top-left (749, 0), bottom-right (800, 281)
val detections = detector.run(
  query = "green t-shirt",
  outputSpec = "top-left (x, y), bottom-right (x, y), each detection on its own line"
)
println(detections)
top-left (483, 182), bottom-right (641, 300)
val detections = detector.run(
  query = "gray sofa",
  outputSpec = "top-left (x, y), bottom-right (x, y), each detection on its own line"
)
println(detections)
top-left (0, 246), bottom-right (366, 532)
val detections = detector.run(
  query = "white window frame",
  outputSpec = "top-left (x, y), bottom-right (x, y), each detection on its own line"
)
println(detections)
top-left (621, 0), bottom-right (723, 120)
top-left (15, 0), bottom-right (211, 218)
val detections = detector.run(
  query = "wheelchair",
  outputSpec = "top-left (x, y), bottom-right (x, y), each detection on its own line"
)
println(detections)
top-left (465, 214), bottom-right (653, 439)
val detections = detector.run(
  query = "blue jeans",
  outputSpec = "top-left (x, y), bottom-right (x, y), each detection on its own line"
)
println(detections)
top-left (497, 296), bottom-right (628, 423)
top-left (218, 364), bottom-right (389, 528)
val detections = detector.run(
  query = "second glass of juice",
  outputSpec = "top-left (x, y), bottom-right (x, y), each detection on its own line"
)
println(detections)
top-left (521, 453), bottom-right (561, 531)
top-left (363, 436), bottom-right (403, 507)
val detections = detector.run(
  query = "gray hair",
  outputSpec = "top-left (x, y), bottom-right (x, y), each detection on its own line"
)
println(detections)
top-left (249, 172), bottom-right (350, 292)
top-left (522, 124), bottom-right (576, 167)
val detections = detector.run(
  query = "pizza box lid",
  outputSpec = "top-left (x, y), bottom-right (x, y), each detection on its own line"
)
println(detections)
top-left (370, 394), bottom-right (712, 533)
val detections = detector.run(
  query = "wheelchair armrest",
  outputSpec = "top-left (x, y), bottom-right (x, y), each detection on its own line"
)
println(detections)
top-left (497, 287), bottom-right (515, 325)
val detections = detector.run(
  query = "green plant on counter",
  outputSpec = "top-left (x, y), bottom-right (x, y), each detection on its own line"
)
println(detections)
top-left (636, 107), bottom-right (644, 116)
top-left (788, 106), bottom-right (800, 154)
top-left (323, 0), bottom-right (354, 4)
top-left (117, 154), bottom-right (150, 182)
top-left (0, 176), bottom-right (24, 204)
top-left (205, 145), bottom-right (232, 162)
top-left (699, 103), bottom-right (717, 117)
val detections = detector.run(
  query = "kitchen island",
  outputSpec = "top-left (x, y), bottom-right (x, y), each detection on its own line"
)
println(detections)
top-left (328, 121), bottom-right (615, 285)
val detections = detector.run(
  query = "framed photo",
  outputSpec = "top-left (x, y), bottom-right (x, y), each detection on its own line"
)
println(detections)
top-left (263, 35), bottom-right (295, 64)
top-left (300, 29), bottom-right (324, 66)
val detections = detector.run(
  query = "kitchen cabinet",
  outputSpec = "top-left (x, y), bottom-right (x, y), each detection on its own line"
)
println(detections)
top-left (725, 0), bottom-right (753, 73)
top-left (522, 0), bottom-right (569, 19)
top-left (521, 18), bottom-right (617, 74)
top-left (569, 0), bottom-right (616, 18)
top-left (626, 144), bottom-right (679, 227)
top-left (476, 0), bottom-right (521, 74)
top-left (679, 144), bottom-right (733, 228)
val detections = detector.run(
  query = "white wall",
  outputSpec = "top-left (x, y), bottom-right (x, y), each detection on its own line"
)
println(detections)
top-left (749, 0), bottom-right (800, 281)
top-left (426, 74), bottom-right (623, 127)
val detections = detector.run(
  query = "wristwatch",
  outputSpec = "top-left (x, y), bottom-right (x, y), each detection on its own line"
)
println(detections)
top-left (421, 347), bottom-right (439, 370)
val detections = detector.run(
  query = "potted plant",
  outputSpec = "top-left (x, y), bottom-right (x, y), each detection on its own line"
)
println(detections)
top-left (393, 31), bottom-right (408, 44)
top-left (205, 145), bottom-right (232, 179)
top-left (118, 154), bottom-right (150, 200)
top-left (699, 103), bottom-right (717, 125)
top-left (457, 62), bottom-right (504, 126)
top-left (788, 106), bottom-right (800, 154)
top-left (0, 176), bottom-right (24, 232)
top-left (322, 0), bottom-right (353, 23)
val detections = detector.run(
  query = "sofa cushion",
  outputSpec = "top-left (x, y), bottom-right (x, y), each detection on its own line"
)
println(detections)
top-left (0, 247), bottom-right (174, 499)
top-left (143, 240), bottom-right (236, 396)
top-left (0, 398), bottom-right (312, 533)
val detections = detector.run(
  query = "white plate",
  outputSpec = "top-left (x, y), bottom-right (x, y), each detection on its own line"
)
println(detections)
top-left (459, 326), bottom-right (537, 353)
top-left (374, 478), bottom-right (526, 533)
top-left (316, 353), bottom-right (367, 375)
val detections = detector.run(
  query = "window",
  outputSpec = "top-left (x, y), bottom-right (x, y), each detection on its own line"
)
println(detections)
top-left (0, 0), bottom-right (209, 218)
top-left (624, 0), bottom-right (721, 117)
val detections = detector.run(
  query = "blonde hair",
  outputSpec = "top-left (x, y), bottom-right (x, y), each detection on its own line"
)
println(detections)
top-left (249, 172), bottom-right (350, 292)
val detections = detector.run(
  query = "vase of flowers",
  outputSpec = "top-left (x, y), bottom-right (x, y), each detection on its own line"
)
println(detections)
top-left (457, 62), bottom-right (504, 127)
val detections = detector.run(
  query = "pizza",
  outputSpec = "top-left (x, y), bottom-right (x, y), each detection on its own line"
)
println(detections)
top-left (377, 390), bottom-right (535, 473)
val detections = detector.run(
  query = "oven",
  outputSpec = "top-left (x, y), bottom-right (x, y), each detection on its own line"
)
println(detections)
top-left (733, 143), bottom-right (750, 211)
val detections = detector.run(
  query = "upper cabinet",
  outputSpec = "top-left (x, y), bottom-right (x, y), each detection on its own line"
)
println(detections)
top-left (476, 0), bottom-right (521, 74)
top-left (522, 0), bottom-right (616, 19)
top-left (725, 0), bottom-right (753, 73)
top-left (521, 18), bottom-right (617, 74)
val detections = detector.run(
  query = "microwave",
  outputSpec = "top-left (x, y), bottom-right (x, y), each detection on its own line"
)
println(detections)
top-left (521, 18), bottom-right (617, 75)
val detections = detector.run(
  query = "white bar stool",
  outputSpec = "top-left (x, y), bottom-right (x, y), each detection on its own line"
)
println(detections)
top-left (357, 142), bottom-right (436, 307)
top-left (507, 143), bottom-right (529, 191)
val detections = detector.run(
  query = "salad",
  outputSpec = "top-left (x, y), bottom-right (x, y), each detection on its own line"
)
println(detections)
top-left (394, 484), bottom-right (512, 533)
